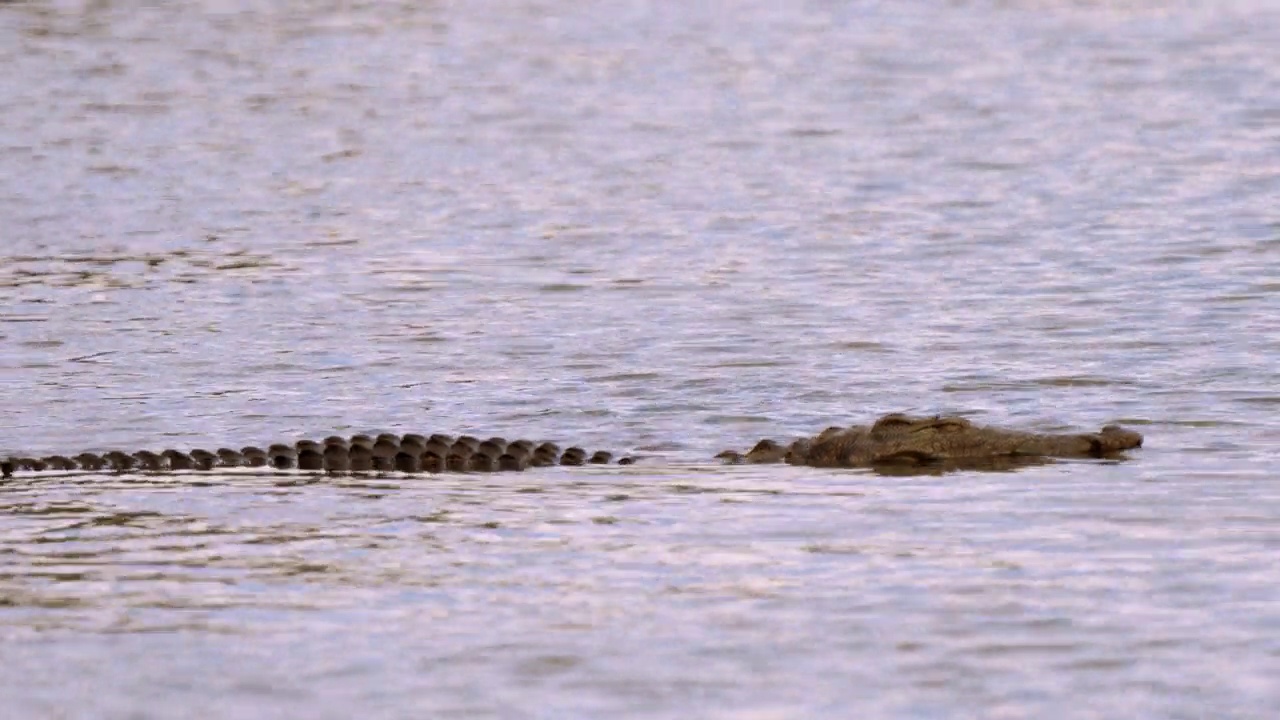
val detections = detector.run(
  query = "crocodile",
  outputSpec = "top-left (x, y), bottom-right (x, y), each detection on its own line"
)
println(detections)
top-left (1, 413), bottom-right (1143, 479)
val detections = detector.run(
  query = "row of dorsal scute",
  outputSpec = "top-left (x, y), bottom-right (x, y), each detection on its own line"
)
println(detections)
top-left (1, 432), bottom-right (632, 476)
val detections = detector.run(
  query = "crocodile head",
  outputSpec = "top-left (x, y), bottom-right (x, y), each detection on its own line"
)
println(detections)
top-left (779, 413), bottom-right (1144, 469)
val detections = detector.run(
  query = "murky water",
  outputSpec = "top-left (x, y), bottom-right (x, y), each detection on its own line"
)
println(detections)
top-left (1, 0), bottom-right (1278, 717)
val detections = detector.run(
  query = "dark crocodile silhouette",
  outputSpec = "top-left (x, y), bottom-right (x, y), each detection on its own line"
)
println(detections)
top-left (1, 413), bottom-right (1143, 479)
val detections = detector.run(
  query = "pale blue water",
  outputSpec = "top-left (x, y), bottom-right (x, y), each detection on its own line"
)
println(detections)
top-left (0, 1), bottom-right (1278, 717)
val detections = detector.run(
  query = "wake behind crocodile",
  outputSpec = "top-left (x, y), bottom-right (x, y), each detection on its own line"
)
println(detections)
top-left (2, 412), bottom-right (1144, 479)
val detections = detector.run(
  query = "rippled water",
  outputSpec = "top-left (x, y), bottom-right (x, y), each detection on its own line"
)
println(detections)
top-left (1, 1), bottom-right (1278, 717)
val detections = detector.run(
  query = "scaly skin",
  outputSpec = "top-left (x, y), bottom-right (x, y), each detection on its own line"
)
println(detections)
top-left (1, 414), bottom-right (1145, 478)
top-left (1, 432), bottom-right (630, 478)
top-left (719, 413), bottom-right (1143, 469)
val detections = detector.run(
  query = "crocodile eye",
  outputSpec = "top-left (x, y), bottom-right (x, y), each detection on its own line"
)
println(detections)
top-left (872, 413), bottom-right (916, 432)
top-left (924, 417), bottom-right (970, 433)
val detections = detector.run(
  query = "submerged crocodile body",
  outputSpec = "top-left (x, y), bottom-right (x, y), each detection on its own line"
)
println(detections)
top-left (1, 413), bottom-right (1143, 479)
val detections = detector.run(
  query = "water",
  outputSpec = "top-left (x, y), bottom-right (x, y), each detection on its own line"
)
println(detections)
top-left (1, 1), bottom-right (1278, 717)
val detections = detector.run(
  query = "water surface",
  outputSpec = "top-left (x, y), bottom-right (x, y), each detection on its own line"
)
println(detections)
top-left (1, 0), bottom-right (1278, 717)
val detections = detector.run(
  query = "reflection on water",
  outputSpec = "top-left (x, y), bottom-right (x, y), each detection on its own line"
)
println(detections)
top-left (1, 0), bottom-right (1279, 716)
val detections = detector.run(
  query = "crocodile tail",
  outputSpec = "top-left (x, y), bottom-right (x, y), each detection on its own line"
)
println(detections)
top-left (2, 438), bottom-right (634, 476)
